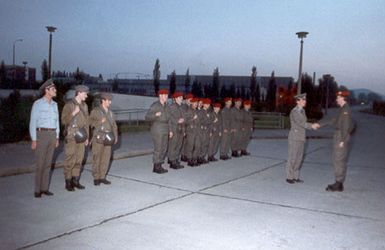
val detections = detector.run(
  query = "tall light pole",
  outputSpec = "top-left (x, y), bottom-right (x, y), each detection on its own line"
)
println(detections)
top-left (296, 31), bottom-right (308, 95)
top-left (46, 26), bottom-right (57, 78)
top-left (12, 38), bottom-right (23, 85)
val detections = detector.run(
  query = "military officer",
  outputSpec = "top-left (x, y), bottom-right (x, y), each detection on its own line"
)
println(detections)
top-left (198, 98), bottom-right (212, 164)
top-left (208, 102), bottom-right (222, 161)
top-left (145, 89), bottom-right (171, 174)
top-left (240, 100), bottom-right (253, 156)
top-left (185, 98), bottom-right (200, 166)
top-left (29, 79), bottom-right (59, 198)
top-left (180, 93), bottom-right (194, 162)
top-left (61, 85), bottom-right (89, 191)
top-left (89, 92), bottom-right (118, 185)
top-left (319, 91), bottom-right (354, 192)
top-left (231, 98), bottom-right (243, 157)
top-left (220, 97), bottom-right (233, 160)
top-left (168, 92), bottom-right (185, 169)
top-left (285, 93), bottom-right (318, 184)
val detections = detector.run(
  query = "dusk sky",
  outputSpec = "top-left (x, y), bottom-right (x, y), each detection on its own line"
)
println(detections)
top-left (1, 0), bottom-right (384, 94)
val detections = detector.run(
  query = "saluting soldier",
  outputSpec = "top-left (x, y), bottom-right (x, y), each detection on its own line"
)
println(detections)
top-left (185, 98), bottom-right (200, 166)
top-left (208, 102), bottom-right (222, 161)
top-left (180, 93), bottom-right (194, 162)
top-left (61, 85), bottom-right (89, 191)
top-left (145, 89), bottom-right (171, 174)
top-left (230, 98), bottom-right (243, 157)
top-left (319, 91), bottom-right (354, 192)
top-left (168, 92), bottom-right (185, 169)
top-left (197, 98), bottom-right (212, 164)
top-left (89, 92), bottom-right (118, 185)
top-left (29, 79), bottom-right (59, 198)
top-left (240, 100), bottom-right (253, 156)
top-left (220, 97), bottom-right (233, 160)
top-left (285, 93), bottom-right (318, 184)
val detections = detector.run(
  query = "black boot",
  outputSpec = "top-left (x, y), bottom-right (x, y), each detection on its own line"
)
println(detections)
top-left (187, 159), bottom-right (194, 167)
top-left (175, 160), bottom-right (184, 169)
top-left (232, 151), bottom-right (240, 157)
top-left (153, 163), bottom-right (168, 174)
top-left (181, 155), bottom-right (188, 162)
top-left (72, 177), bottom-right (85, 190)
top-left (65, 179), bottom-right (75, 191)
top-left (169, 161), bottom-right (179, 169)
top-left (326, 181), bottom-right (344, 192)
top-left (241, 150), bottom-right (250, 156)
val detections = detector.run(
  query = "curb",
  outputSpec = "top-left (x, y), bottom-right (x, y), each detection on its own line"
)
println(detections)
top-left (0, 149), bottom-right (153, 178)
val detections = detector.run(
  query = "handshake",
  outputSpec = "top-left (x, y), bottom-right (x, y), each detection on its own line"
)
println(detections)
top-left (311, 123), bottom-right (320, 130)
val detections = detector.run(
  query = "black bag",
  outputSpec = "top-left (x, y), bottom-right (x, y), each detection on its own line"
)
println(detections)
top-left (74, 127), bottom-right (88, 143)
top-left (95, 108), bottom-right (116, 146)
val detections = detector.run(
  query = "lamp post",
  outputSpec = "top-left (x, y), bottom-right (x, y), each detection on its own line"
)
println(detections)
top-left (12, 38), bottom-right (23, 85)
top-left (296, 31), bottom-right (308, 95)
top-left (46, 26), bottom-right (57, 78)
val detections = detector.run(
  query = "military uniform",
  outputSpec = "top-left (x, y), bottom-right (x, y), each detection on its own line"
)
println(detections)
top-left (89, 104), bottom-right (118, 184)
top-left (197, 104), bottom-right (211, 164)
top-left (286, 104), bottom-right (312, 182)
top-left (320, 92), bottom-right (354, 191)
top-left (29, 79), bottom-right (59, 197)
top-left (208, 105), bottom-right (222, 161)
top-left (230, 105), bottom-right (243, 157)
top-left (184, 100), bottom-right (200, 166)
top-left (240, 104), bottom-right (253, 155)
top-left (168, 98), bottom-right (185, 169)
top-left (220, 102), bottom-right (233, 160)
top-left (145, 98), bottom-right (171, 172)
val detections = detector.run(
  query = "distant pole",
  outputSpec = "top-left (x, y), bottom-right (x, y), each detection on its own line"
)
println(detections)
top-left (325, 74), bottom-right (331, 115)
top-left (12, 39), bottom-right (23, 86)
top-left (296, 31), bottom-right (308, 95)
top-left (46, 26), bottom-right (57, 78)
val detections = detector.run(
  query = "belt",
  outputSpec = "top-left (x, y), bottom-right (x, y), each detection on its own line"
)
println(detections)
top-left (36, 128), bottom-right (56, 131)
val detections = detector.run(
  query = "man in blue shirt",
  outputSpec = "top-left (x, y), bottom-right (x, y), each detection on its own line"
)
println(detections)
top-left (29, 79), bottom-right (60, 198)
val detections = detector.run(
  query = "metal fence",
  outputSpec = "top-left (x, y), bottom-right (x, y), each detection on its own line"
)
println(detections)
top-left (252, 112), bottom-right (284, 129)
top-left (113, 109), bottom-right (148, 125)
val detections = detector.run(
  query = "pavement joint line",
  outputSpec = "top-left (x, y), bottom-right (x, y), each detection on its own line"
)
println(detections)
top-left (195, 192), bottom-right (383, 222)
top-left (17, 192), bottom-right (195, 250)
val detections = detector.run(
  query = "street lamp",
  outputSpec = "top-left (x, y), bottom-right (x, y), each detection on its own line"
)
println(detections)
top-left (46, 26), bottom-right (57, 78)
top-left (12, 38), bottom-right (23, 85)
top-left (296, 31), bottom-right (308, 95)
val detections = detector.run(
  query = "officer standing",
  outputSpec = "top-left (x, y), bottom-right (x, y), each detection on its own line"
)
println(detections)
top-left (145, 89), bottom-right (171, 174)
top-left (285, 93), bottom-right (318, 184)
top-left (220, 97), bottom-right (233, 160)
top-left (185, 98), bottom-right (200, 166)
top-left (29, 79), bottom-right (59, 198)
top-left (231, 98), bottom-right (243, 157)
top-left (208, 102), bottom-right (222, 161)
top-left (319, 91), bottom-right (354, 192)
top-left (168, 92), bottom-right (185, 169)
top-left (240, 100), bottom-right (253, 156)
top-left (180, 93), bottom-right (194, 162)
top-left (89, 92), bottom-right (118, 185)
top-left (198, 98), bottom-right (212, 164)
top-left (61, 85), bottom-right (89, 191)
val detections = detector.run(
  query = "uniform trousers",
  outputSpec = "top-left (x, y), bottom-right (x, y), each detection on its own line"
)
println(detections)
top-left (35, 130), bottom-right (56, 193)
top-left (286, 140), bottom-right (305, 180)
top-left (64, 139), bottom-right (85, 179)
top-left (92, 142), bottom-right (111, 180)
top-left (332, 134), bottom-right (350, 183)
top-left (220, 131), bottom-right (231, 156)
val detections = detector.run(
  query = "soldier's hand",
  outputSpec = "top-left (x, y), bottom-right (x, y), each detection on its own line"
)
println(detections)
top-left (214, 118), bottom-right (218, 123)
top-left (114, 138), bottom-right (118, 145)
top-left (339, 142), bottom-right (344, 148)
top-left (178, 118), bottom-right (184, 124)
top-left (169, 131), bottom-right (173, 138)
top-left (31, 141), bottom-right (37, 150)
top-left (193, 114), bottom-right (197, 119)
top-left (155, 112), bottom-right (162, 117)
top-left (101, 117), bottom-right (106, 123)
top-left (85, 139), bottom-right (89, 146)
top-left (72, 105), bottom-right (80, 116)
top-left (55, 139), bottom-right (59, 148)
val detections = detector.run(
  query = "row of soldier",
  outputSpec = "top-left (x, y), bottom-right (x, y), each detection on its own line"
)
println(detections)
top-left (29, 79), bottom-right (118, 198)
top-left (145, 89), bottom-right (254, 174)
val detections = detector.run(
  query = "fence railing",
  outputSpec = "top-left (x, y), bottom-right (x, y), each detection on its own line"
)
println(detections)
top-left (252, 111), bottom-right (284, 129)
top-left (113, 109), bottom-right (148, 125)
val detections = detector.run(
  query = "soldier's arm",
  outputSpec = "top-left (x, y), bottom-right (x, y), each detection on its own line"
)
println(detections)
top-left (145, 102), bottom-right (159, 121)
top-left (292, 110), bottom-right (312, 129)
top-left (61, 103), bottom-right (73, 126)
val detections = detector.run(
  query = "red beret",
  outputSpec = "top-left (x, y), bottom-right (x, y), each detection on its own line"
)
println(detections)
top-left (172, 92), bottom-right (183, 98)
top-left (224, 97), bottom-right (232, 102)
top-left (158, 89), bottom-right (168, 95)
top-left (234, 98), bottom-right (242, 102)
top-left (243, 100), bottom-right (252, 106)
top-left (185, 93), bottom-right (194, 100)
top-left (190, 98), bottom-right (198, 103)
top-left (336, 91), bottom-right (350, 97)
top-left (213, 103), bottom-right (221, 108)
top-left (202, 98), bottom-right (211, 105)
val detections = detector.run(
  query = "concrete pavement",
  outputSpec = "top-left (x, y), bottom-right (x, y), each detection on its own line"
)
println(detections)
top-left (0, 108), bottom-right (384, 250)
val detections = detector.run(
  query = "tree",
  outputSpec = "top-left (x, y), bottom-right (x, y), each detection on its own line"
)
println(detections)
top-left (255, 83), bottom-right (260, 103)
top-left (220, 84), bottom-right (227, 99)
top-left (0, 60), bottom-right (6, 88)
top-left (211, 67), bottom-right (220, 99)
top-left (250, 66), bottom-right (257, 102)
top-left (318, 74), bottom-right (338, 108)
top-left (74, 67), bottom-right (84, 84)
top-left (191, 80), bottom-right (203, 97)
top-left (169, 70), bottom-right (176, 95)
top-left (41, 59), bottom-right (49, 82)
top-left (184, 68), bottom-right (191, 94)
top-left (98, 74), bottom-right (103, 81)
top-left (229, 83), bottom-right (236, 98)
top-left (153, 58), bottom-right (160, 95)
top-left (266, 71), bottom-right (277, 111)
